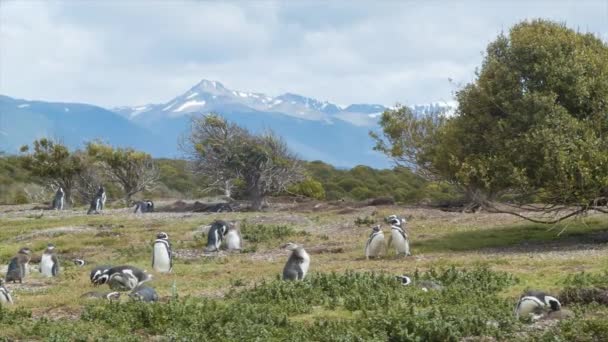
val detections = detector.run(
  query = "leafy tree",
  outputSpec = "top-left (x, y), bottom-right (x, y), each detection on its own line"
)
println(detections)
top-left (20, 139), bottom-right (86, 207)
top-left (86, 143), bottom-right (159, 205)
top-left (372, 19), bottom-right (608, 221)
top-left (184, 114), bottom-right (304, 210)
top-left (288, 178), bottom-right (326, 200)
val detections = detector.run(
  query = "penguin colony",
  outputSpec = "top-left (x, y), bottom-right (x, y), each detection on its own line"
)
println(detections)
top-left (0, 206), bottom-right (570, 324)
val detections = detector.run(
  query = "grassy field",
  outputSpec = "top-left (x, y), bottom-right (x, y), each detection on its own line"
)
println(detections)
top-left (1, 201), bottom-right (608, 340)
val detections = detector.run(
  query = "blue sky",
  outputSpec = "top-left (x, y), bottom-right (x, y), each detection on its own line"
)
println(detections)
top-left (1, 1), bottom-right (606, 108)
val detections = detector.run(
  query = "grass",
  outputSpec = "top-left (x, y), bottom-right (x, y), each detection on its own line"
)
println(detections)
top-left (0, 204), bottom-right (607, 340)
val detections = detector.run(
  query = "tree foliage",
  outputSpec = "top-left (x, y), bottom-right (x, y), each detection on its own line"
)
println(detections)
top-left (372, 19), bottom-right (608, 220)
top-left (19, 139), bottom-right (86, 206)
top-left (184, 114), bottom-right (304, 210)
top-left (87, 142), bottom-right (159, 205)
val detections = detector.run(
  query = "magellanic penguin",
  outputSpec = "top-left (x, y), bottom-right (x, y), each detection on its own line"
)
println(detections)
top-left (515, 290), bottom-right (561, 320)
top-left (94, 266), bottom-right (152, 291)
top-left (0, 278), bottom-right (13, 305)
top-left (152, 232), bottom-right (172, 273)
top-left (223, 221), bottom-right (242, 252)
top-left (80, 291), bottom-right (121, 301)
top-left (204, 220), bottom-right (228, 253)
top-left (40, 243), bottom-right (60, 277)
top-left (364, 225), bottom-right (386, 259)
top-left (282, 243), bottom-right (310, 281)
top-left (134, 200), bottom-right (154, 213)
top-left (73, 259), bottom-right (86, 267)
top-left (396, 275), bottom-right (443, 292)
top-left (52, 187), bottom-right (65, 210)
top-left (98, 186), bottom-right (107, 210)
top-left (129, 285), bottom-right (159, 302)
top-left (5, 247), bottom-right (32, 284)
top-left (90, 265), bottom-right (112, 285)
top-left (387, 216), bottom-right (411, 256)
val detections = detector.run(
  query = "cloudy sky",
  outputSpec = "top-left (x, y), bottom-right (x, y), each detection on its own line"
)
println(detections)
top-left (1, 0), bottom-right (606, 108)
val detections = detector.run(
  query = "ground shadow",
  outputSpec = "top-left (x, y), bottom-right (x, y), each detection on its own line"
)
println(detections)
top-left (416, 221), bottom-right (608, 254)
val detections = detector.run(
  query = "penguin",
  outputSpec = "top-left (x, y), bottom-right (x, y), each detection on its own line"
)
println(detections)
top-left (396, 275), bottom-right (443, 292)
top-left (387, 216), bottom-right (411, 256)
top-left (364, 225), bottom-right (385, 259)
top-left (52, 187), bottom-right (65, 210)
top-left (87, 186), bottom-right (106, 215)
top-left (94, 266), bottom-right (152, 291)
top-left (515, 290), bottom-right (561, 320)
top-left (80, 291), bottom-right (121, 301)
top-left (223, 221), bottom-right (242, 252)
top-left (129, 285), bottom-right (159, 302)
top-left (204, 220), bottom-right (228, 253)
top-left (152, 232), bottom-right (172, 273)
top-left (73, 259), bottom-right (86, 267)
top-left (134, 200), bottom-right (154, 213)
top-left (5, 247), bottom-right (32, 284)
top-left (98, 186), bottom-right (107, 210)
top-left (0, 278), bottom-right (13, 305)
top-left (90, 265), bottom-right (112, 285)
top-left (40, 243), bottom-right (60, 277)
top-left (282, 243), bottom-right (310, 281)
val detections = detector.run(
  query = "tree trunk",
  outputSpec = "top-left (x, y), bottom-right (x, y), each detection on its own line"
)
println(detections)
top-left (125, 193), bottom-right (132, 207)
top-left (224, 180), bottom-right (232, 198)
top-left (64, 188), bottom-right (72, 209)
top-left (250, 187), bottom-right (264, 211)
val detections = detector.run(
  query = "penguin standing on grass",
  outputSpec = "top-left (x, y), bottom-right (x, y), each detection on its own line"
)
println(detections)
top-left (364, 225), bottom-right (385, 259)
top-left (52, 187), bottom-right (65, 210)
top-left (0, 278), bottom-right (13, 305)
top-left (515, 290), bottom-right (561, 320)
top-left (204, 220), bottom-right (228, 253)
top-left (40, 243), bottom-right (60, 277)
top-left (387, 215), bottom-right (411, 256)
top-left (282, 243), bottom-right (310, 281)
top-left (5, 247), bottom-right (32, 284)
top-left (152, 232), bottom-right (172, 273)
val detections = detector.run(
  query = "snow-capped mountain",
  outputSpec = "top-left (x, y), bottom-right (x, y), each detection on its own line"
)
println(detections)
top-left (1, 79), bottom-right (454, 168)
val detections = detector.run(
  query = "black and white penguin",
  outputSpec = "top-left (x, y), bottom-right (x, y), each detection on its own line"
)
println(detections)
top-left (365, 225), bottom-right (385, 259)
top-left (515, 290), bottom-right (561, 320)
top-left (80, 291), bottom-right (121, 301)
top-left (387, 215), bottom-right (411, 256)
top-left (90, 265), bottom-right (112, 285)
top-left (94, 266), bottom-right (152, 291)
top-left (52, 187), bottom-right (65, 210)
top-left (282, 243), bottom-right (310, 281)
top-left (152, 232), bottom-right (172, 273)
top-left (129, 286), bottom-right (159, 302)
top-left (73, 259), bottom-right (86, 267)
top-left (0, 278), bottom-right (13, 305)
top-left (40, 243), bottom-right (60, 277)
top-left (87, 186), bottom-right (106, 215)
top-left (223, 222), bottom-right (242, 251)
top-left (5, 247), bottom-right (32, 284)
top-left (396, 275), bottom-right (443, 292)
top-left (204, 220), bottom-right (228, 253)
top-left (134, 200), bottom-right (154, 213)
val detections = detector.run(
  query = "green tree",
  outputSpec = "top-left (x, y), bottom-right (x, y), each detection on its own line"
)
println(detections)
top-left (184, 114), bottom-right (304, 210)
top-left (288, 178), bottom-right (326, 200)
top-left (20, 139), bottom-right (86, 207)
top-left (87, 143), bottom-right (159, 205)
top-left (372, 19), bottom-right (608, 221)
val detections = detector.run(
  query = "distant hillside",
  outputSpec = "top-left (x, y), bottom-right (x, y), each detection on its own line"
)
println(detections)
top-left (0, 79), bottom-right (454, 168)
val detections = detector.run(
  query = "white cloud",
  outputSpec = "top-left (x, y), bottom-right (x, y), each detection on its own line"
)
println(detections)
top-left (0, 1), bottom-right (606, 107)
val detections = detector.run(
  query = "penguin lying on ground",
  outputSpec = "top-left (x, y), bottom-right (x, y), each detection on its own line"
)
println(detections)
top-left (6, 247), bottom-right (32, 284)
top-left (0, 278), bottom-right (13, 305)
top-left (515, 290), bottom-right (561, 320)
top-left (129, 286), bottom-right (159, 302)
top-left (152, 232), bottom-right (172, 273)
top-left (282, 243), bottom-right (310, 281)
top-left (365, 225), bottom-right (385, 259)
top-left (396, 275), bottom-right (443, 291)
top-left (73, 259), bottom-right (86, 267)
top-left (40, 243), bottom-right (60, 277)
top-left (80, 291), bottom-right (121, 301)
top-left (93, 266), bottom-right (152, 291)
